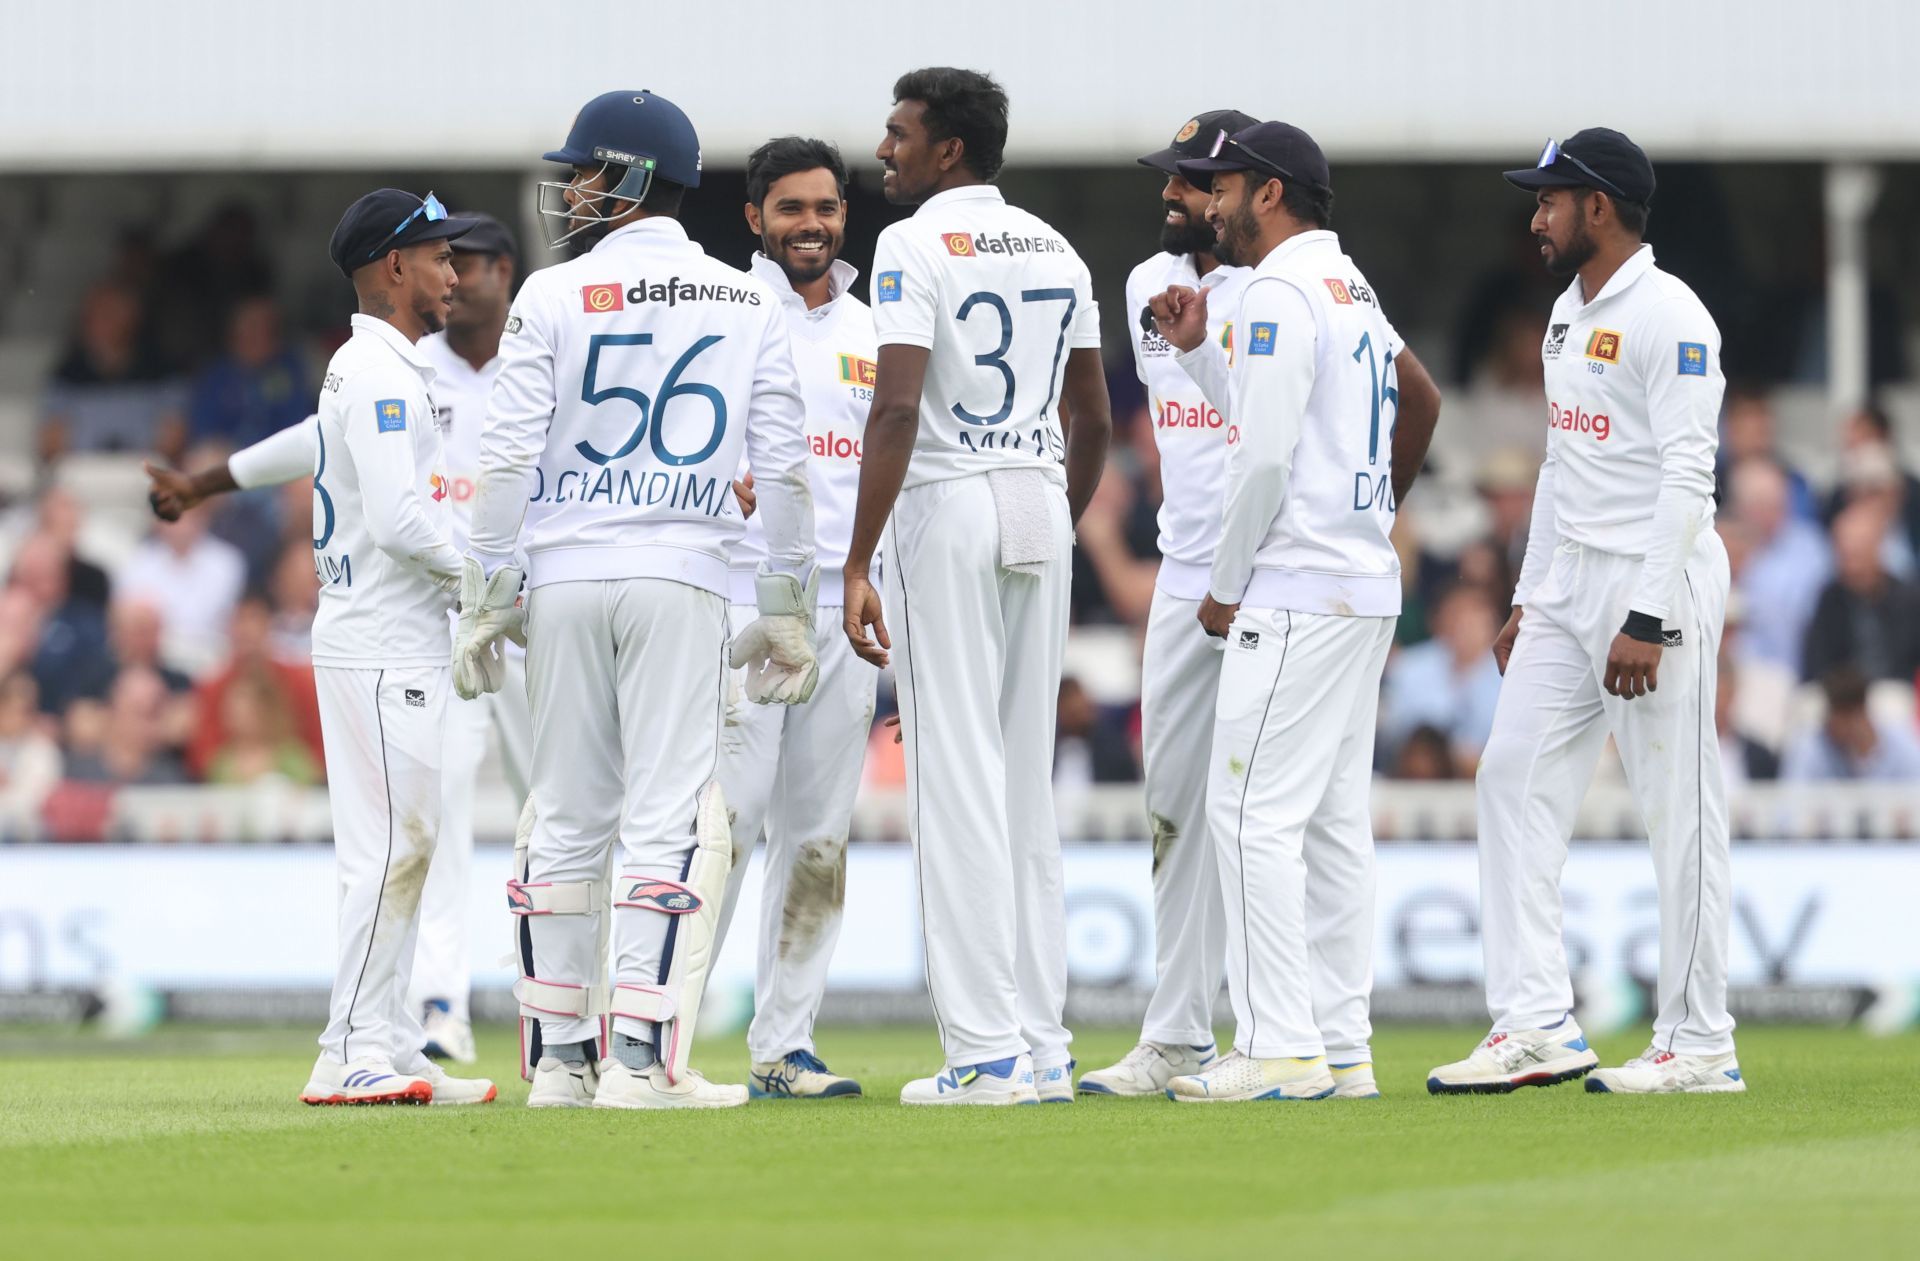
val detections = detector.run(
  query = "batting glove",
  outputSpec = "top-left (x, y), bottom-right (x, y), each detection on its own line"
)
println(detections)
top-left (453, 557), bottom-right (526, 700)
top-left (729, 568), bottom-right (819, 705)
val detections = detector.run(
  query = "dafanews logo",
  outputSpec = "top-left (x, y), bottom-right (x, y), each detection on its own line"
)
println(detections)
top-left (838, 354), bottom-right (877, 387)
top-left (585, 278), bottom-right (763, 311)
top-left (1324, 278), bottom-right (1354, 305)
top-left (942, 230), bottom-right (1067, 257)
top-left (582, 283), bottom-right (623, 314)
top-left (943, 232), bottom-right (975, 257)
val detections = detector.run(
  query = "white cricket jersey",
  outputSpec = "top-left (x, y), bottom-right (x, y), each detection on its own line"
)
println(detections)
top-left (309, 314), bottom-right (462, 668)
top-left (728, 253), bottom-right (878, 608)
top-left (1514, 244), bottom-right (1723, 620)
top-left (869, 185), bottom-right (1100, 489)
top-left (416, 331), bottom-right (502, 551)
top-left (1124, 251), bottom-right (1252, 597)
top-left (469, 218), bottom-right (814, 596)
top-left (1189, 230), bottom-right (1405, 617)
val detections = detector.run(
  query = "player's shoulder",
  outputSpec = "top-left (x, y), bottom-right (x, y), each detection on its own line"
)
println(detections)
top-left (1639, 266), bottom-right (1717, 327)
top-left (1126, 252), bottom-right (1178, 299)
top-left (322, 328), bottom-right (415, 398)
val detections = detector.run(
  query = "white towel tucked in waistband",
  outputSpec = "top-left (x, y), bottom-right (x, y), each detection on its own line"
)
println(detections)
top-left (987, 468), bottom-right (1052, 575)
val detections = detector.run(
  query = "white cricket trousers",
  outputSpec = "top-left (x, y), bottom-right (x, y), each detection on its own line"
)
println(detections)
top-left (713, 603), bottom-right (877, 1063)
top-left (409, 654), bottom-right (533, 1023)
top-left (314, 665), bottom-right (448, 1067)
top-left (522, 578), bottom-right (728, 1048)
top-left (885, 474), bottom-right (1073, 1069)
top-left (1209, 609), bottom-right (1394, 1061)
top-left (1138, 587), bottom-right (1227, 1046)
top-left (1478, 533), bottom-right (1734, 1055)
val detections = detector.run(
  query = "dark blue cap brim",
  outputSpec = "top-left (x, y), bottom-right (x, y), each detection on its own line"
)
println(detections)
top-left (1503, 166), bottom-right (1581, 190)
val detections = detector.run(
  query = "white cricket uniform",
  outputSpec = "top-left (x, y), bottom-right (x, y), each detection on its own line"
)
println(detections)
top-left (1480, 244), bottom-right (1732, 1055)
top-left (1124, 250), bottom-right (1250, 1046)
top-left (870, 185), bottom-right (1100, 1070)
top-left (469, 218), bottom-right (814, 1051)
top-left (308, 314), bottom-right (462, 1070)
top-left (1179, 230), bottom-right (1402, 1061)
top-left (709, 254), bottom-right (879, 1063)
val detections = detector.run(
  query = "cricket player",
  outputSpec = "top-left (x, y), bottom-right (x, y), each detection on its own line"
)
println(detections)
top-left (843, 67), bottom-right (1113, 1106)
top-left (295, 188), bottom-right (495, 1105)
top-left (707, 137), bottom-right (879, 1100)
top-left (1078, 108), bottom-right (1255, 1099)
top-left (143, 214), bottom-right (532, 1066)
top-left (458, 90), bottom-right (818, 1111)
top-left (1150, 122), bottom-right (1441, 1103)
top-left (1429, 130), bottom-right (1740, 1095)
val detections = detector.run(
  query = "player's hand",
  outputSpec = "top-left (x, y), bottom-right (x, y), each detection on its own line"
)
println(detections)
top-left (734, 472), bottom-right (757, 520)
top-left (143, 461), bottom-right (200, 522)
top-left (1604, 633), bottom-right (1662, 699)
top-left (843, 569), bottom-right (890, 668)
top-left (1197, 594), bottom-right (1238, 639)
top-left (1149, 284), bottom-right (1209, 353)
top-left (884, 714), bottom-right (902, 744)
top-left (1492, 605), bottom-right (1524, 675)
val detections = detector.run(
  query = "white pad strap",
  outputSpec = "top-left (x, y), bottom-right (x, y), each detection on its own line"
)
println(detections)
top-left (508, 878), bottom-right (600, 916)
top-left (609, 983), bottom-right (677, 1024)
top-left (513, 975), bottom-right (600, 1019)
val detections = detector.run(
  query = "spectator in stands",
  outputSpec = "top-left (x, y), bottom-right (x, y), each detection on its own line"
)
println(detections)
top-left (1781, 666), bottom-right (1920, 782)
top-left (1824, 401), bottom-right (1920, 562)
top-left (187, 595), bottom-right (323, 780)
top-left (1379, 583), bottom-right (1504, 774)
top-left (1824, 439), bottom-right (1916, 576)
top-left (1716, 652), bottom-right (1778, 787)
top-left (37, 281), bottom-right (186, 463)
top-left (1054, 675), bottom-right (1139, 787)
top-left (204, 674), bottom-right (321, 786)
top-left (1073, 447), bottom-right (1160, 630)
top-left (188, 296), bottom-right (310, 449)
top-left (115, 507), bottom-right (246, 678)
top-left (1726, 456), bottom-right (1830, 671)
top-left (154, 201), bottom-right (276, 369)
top-left (1716, 390), bottom-right (1817, 521)
top-left (0, 671), bottom-right (61, 837)
top-left (1392, 725), bottom-right (1459, 780)
top-left (9, 533), bottom-right (114, 714)
top-left (1475, 448), bottom-right (1537, 589)
top-left (108, 597), bottom-right (193, 694)
top-left (1802, 502), bottom-right (1920, 684)
top-left (33, 487), bottom-right (111, 609)
top-left (266, 537), bottom-right (318, 660)
top-left (63, 667), bottom-right (190, 786)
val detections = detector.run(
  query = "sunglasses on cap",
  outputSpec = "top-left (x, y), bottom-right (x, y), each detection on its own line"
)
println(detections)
top-left (1532, 139), bottom-right (1630, 202)
top-left (366, 191), bottom-right (449, 259)
top-left (1208, 130), bottom-right (1299, 186)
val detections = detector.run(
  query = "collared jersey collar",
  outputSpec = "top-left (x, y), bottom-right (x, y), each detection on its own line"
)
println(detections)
top-left (750, 251), bottom-right (861, 314)
top-left (349, 313), bottom-right (435, 381)
top-left (1254, 228), bottom-right (1339, 273)
top-left (1571, 242), bottom-right (1656, 307)
top-left (1165, 251), bottom-right (1240, 291)
top-left (592, 216), bottom-right (695, 252)
top-left (914, 183), bottom-right (1006, 215)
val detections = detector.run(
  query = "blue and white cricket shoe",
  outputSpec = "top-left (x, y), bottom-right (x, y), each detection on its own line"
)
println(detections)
top-left (1166, 1050), bottom-right (1335, 1102)
top-left (1426, 1017), bottom-right (1600, 1094)
top-left (420, 999), bottom-right (477, 1064)
top-left (299, 1055), bottom-right (432, 1106)
top-left (1033, 1059), bottom-right (1075, 1103)
top-left (900, 1053), bottom-right (1039, 1106)
top-left (750, 1050), bottom-right (862, 1099)
top-left (1329, 1061), bottom-right (1381, 1099)
top-left (1587, 1047), bottom-right (1746, 1094)
top-left (1078, 1041), bottom-right (1217, 1097)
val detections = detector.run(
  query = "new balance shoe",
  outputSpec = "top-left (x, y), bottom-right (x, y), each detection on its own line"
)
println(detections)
top-left (750, 1050), bottom-right (862, 1099)
top-left (1587, 1047), bottom-right (1746, 1094)
top-left (1078, 1041), bottom-right (1217, 1097)
top-left (299, 1056), bottom-right (433, 1106)
top-left (1033, 1059), bottom-right (1075, 1103)
top-left (593, 1060), bottom-right (748, 1110)
top-left (420, 999), bottom-right (477, 1064)
top-left (1166, 1050), bottom-right (1335, 1102)
top-left (1330, 1061), bottom-right (1381, 1099)
top-left (1426, 1019), bottom-right (1600, 1094)
top-left (527, 1055), bottom-right (599, 1108)
top-left (416, 1059), bottom-right (497, 1105)
top-left (900, 1054), bottom-right (1039, 1106)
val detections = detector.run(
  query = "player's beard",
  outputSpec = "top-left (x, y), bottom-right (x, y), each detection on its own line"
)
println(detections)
top-left (1212, 201), bottom-right (1260, 268)
top-left (769, 231), bottom-right (838, 287)
top-left (1159, 205), bottom-right (1216, 258)
top-left (415, 292), bottom-right (448, 335)
top-left (1542, 217), bottom-right (1596, 277)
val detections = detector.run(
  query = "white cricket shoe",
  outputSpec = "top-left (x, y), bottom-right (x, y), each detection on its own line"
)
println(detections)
top-left (1587, 1047), bottom-right (1746, 1094)
top-left (900, 1054), bottom-right (1039, 1106)
top-left (593, 1060), bottom-right (748, 1110)
top-left (299, 1056), bottom-right (433, 1106)
top-left (1167, 1050), bottom-right (1335, 1102)
top-left (1033, 1059), bottom-right (1075, 1103)
top-left (1330, 1061), bottom-right (1381, 1099)
top-left (527, 1056), bottom-right (599, 1109)
top-left (1426, 1020), bottom-right (1600, 1094)
top-left (1078, 1041), bottom-right (1217, 1097)
top-left (420, 1000), bottom-right (477, 1064)
top-left (750, 1050), bottom-right (862, 1099)
top-left (416, 1060), bottom-right (497, 1106)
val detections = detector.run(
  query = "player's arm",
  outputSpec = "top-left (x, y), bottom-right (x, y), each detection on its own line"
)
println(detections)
top-left (1201, 278), bottom-right (1316, 637)
top-left (468, 289), bottom-right (559, 574)
top-left (742, 311), bottom-right (816, 579)
top-left (1153, 286), bottom-right (1230, 414)
top-left (341, 378), bottom-right (461, 590)
top-left (1059, 266), bottom-right (1110, 523)
top-left (1494, 448), bottom-right (1559, 674)
top-left (1388, 347), bottom-right (1441, 505)
top-left (145, 415), bottom-right (319, 520)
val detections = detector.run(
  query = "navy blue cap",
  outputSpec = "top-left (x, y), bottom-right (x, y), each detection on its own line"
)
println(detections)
top-left (1138, 109), bottom-right (1259, 177)
top-left (328, 189), bottom-right (474, 279)
top-left (449, 211), bottom-right (517, 259)
top-left (1176, 120), bottom-right (1331, 193)
top-left (1503, 128), bottom-right (1656, 204)
top-left (545, 90), bottom-right (702, 189)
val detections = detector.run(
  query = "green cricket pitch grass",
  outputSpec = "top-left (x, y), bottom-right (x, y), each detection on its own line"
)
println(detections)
top-left (1, 1024), bottom-right (1914, 1259)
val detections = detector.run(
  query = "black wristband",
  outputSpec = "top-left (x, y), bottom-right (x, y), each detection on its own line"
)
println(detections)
top-left (1621, 610), bottom-right (1664, 644)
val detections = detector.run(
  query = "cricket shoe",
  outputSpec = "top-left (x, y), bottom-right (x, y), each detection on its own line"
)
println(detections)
top-left (750, 1050), bottom-right (862, 1099)
top-left (299, 1056), bottom-right (433, 1106)
top-left (417, 1059), bottom-right (497, 1105)
top-left (1078, 1041), bottom-right (1217, 1097)
top-left (527, 1056), bottom-right (599, 1109)
top-left (593, 1060), bottom-right (748, 1110)
top-left (1330, 1061), bottom-right (1382, 1099)
top-left (1033, 1059), bottom-right (1075, 1103)
top-left (1587, 1047), bottom-right (1746, 1094)
top-left (1167, 1050), bottom-right (1335, 1102)
top-left (900, 1054), bottom-right (1039, 1106)
top-left (420, 999), bottom-right (477, 1064)
top-left (1426, 1019), bottom-right (1599, 1094)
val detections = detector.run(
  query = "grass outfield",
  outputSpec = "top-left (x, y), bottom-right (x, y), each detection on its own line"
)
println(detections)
top-left (1, 1025), bottom-right (1915, 1259)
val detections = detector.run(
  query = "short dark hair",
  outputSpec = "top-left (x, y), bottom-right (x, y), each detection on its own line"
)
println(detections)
top-left (745, 136), bottom-right (848, 208)
top-left (893, 66), bottom-right (1008, 181)
top-left (640, 176), bottom-right (686, 218)
top-left (1821, 665), bottom-right (1870, 712)
top-left (1280, 178), bottom-right (1334, 229)
top-left (1854, 399), bottom-right (1894, 440)
top-left (1607, 192), bottom-right (1649, 235)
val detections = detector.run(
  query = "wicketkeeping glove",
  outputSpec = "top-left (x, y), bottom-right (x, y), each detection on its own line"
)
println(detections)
top-left (453, 557), bottom-right (526, 700)
top-left (728, 568), bottom-right (819, 705)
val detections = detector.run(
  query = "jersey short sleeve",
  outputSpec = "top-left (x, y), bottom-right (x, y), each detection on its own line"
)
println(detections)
top-left (869, 226), bottom-right (937, 350)
top-left (1069, 257), bottom-right (1102, 349)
